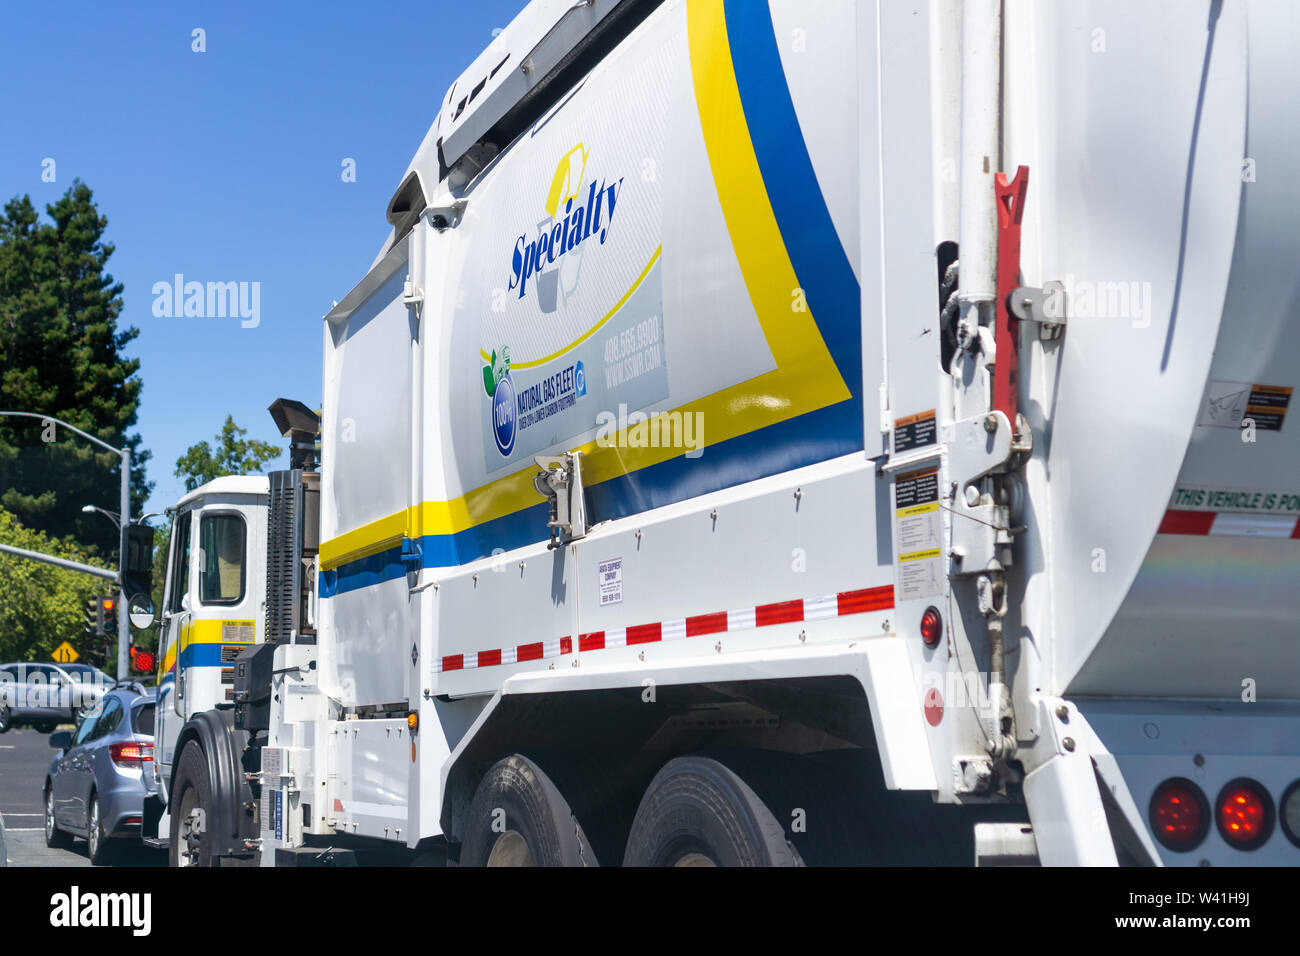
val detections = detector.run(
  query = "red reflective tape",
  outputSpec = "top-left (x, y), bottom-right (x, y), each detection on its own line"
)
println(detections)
top-left (626, 622), bottom-right (662, 645)
top-left (578, 631), bottom-right (605, 652)
top-left (1158, 510), bottom-right (1216, 535)
top-left (755, 599), bottom-right (803, 627)
top-left (837, 585), bottom-right (894, 616)
top-left (1292, 520), bottom-right (1300, 540)
top-left (441, 654), bottom-right (464, 672)
top-left (477, 649), bottom-right (501, 668)
top-left (516, 642), bottom-right (544, 662)
top-left (685, 611), bottom-right (728, 637)
top-left (560, 636), bottom-right (573, 654)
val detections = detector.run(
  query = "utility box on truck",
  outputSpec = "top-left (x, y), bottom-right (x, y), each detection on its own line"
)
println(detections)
top-left (149, 0), bottom-right (1300, 868)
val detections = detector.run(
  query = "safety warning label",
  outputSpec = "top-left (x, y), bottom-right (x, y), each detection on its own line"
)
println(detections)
top-left (598, 557), bottom-right (623, 607)
top-left (894, 466), bottom-right (943, 601)
top-left (1199, 381), bottom-right (1292, 431)
top-left (894, 409), bottom-right (937, 453)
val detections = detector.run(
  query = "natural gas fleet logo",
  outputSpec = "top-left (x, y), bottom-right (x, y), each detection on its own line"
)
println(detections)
top-left (507, 143), bottom-right (624, 312)
top-left (482, 343), bottom-right (587, 460)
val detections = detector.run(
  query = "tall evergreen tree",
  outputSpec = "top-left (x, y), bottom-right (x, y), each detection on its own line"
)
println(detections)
top-left (0, 180), bottom-right (151, 556)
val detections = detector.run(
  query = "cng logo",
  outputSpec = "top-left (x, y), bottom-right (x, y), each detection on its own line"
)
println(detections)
top-left (492, 373), bottom-right (517, 456)
top-left (483, 346), bottom-right (516, 457)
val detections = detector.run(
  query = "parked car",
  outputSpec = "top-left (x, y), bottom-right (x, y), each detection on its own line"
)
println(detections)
top-left (43, 685), bottom-right (157, 864)
top-left (0, 662), bottom-right (110, 733)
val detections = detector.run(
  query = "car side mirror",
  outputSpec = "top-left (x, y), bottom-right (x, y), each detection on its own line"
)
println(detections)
top-left (49, 731), bottom-right (72, 750)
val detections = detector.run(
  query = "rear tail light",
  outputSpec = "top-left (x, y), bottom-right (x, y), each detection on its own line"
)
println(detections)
top-left (1216, 778), bottom-right (1274, 850)
top-left (920, 607), bottom-right (943, 648)
top-left (1280, 781), bottom-right (1300, 849)
top-left (1149, 778), bottom-right (1209, 851)
top-left (109, 741), bottom-right (154, 766)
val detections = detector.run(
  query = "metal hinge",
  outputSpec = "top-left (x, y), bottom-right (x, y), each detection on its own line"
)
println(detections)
top-left (1010, 281), bottom-right (1067, 339)
top-left (533, 451), bottom-right (588, 549)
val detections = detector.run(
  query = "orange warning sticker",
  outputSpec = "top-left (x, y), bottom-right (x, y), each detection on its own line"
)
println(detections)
top-left (894, 409), bottom-right (937, 452)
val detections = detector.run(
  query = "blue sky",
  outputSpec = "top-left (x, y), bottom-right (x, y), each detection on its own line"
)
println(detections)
top-left (0, 0), bottom-right (526, 515)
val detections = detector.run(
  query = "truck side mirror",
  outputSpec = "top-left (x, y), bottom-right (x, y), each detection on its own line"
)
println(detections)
top-left (128, 595), bottom-right (155, 630)
top-left (124, 524), bottom-right (155, 601)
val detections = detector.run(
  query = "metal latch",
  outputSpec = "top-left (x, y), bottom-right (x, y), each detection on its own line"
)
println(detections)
top-left (533, 451), bottom-right (588, 549)
top-left (1009, 281), bottom-right (1067, 339)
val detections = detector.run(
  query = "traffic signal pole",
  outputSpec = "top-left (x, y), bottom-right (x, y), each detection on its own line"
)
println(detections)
top-left (117, 446), bottom-right (130, 680)
top-left (0, 541), bottom-right (118, 581)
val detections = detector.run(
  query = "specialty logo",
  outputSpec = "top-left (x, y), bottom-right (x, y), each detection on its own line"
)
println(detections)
top-left (507, 143), bottom-right (625, 312)
top-left (483, 347), bottom-right (516, 456)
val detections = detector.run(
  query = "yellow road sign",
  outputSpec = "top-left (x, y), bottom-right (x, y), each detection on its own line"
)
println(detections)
top-left (52, 641), bottom-right (79, 664)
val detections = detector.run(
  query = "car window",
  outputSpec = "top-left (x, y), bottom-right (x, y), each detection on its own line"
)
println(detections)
top-left (89, 698), bottom-right (123, 740)
top-left (74, 710), bottom-right (100, 746)
top-left (167, 511), bottom-right (193, 613)
top-left (133, 703), bottom-right (155, 736)
top-left (198, 513), bottom-right (246, 604)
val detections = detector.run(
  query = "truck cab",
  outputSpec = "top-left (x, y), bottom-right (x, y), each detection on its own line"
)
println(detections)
top-left (153, 477), bottom-right (269, 811)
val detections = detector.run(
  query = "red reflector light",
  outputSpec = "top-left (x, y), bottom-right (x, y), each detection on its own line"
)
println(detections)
top-left (109, 741), bottom-right (154, 766)
top-left (1215, 779), bottom-right (1273, 850)
top-left (920, 607), bottom-right (943, 648)
top-left (1149, 778), bottom-right (1209, 851)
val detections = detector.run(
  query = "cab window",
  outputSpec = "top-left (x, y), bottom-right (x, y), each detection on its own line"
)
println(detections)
top-left (198, 513), bottom-right (246, 605)
top-left (167, 511), bottom-right (193, 613)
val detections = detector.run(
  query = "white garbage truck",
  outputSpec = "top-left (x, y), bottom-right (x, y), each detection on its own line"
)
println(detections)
top-left (143, 0), bottom-right (1300, 866)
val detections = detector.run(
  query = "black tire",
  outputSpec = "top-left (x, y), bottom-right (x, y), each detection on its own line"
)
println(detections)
top-left (87, 793), bottom-right (114, 865)
top-left (44, 784), bottom-right (72, 849)
top-left (169, 742), bottom-right (214, 867)
top-left (0, 703), bottom-right (11, 734)
top-left (35, 720), bottom-right (57, 734)
top-left (622, 755), bottom-right (802, 867)
top-left (459, 754), bottom-right (599, 866)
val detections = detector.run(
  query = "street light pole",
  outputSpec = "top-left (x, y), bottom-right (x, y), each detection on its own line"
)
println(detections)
top-left (0, 411), bottom-right (133, 680)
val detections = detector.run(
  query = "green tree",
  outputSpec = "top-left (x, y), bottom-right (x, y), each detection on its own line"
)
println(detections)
top-left (175, 415), bottom-right (281, 492)
top-left (0, 507), bottom-right (113, 665)
top-left (0, 181), bottom-right (152, 557)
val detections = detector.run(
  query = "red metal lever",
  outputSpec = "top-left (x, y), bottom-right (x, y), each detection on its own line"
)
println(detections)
top-left (992, 165), bottom-right (1029, 425)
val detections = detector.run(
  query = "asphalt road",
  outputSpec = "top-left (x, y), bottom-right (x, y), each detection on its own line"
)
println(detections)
top-left (0, 725), bottom-right (163, 867)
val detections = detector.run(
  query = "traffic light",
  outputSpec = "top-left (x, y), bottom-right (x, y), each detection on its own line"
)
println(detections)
top-left (84, 597), bottom-right (100, 637)
top-left (100, 596), bottom-right (117, 636)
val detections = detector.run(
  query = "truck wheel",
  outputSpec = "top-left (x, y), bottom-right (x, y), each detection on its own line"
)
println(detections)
top-left (460, 755), bottom-right (599, 866)
top-left (0, 704), bottom-right (11, 733)
top-left (622, 755), bottom-right (802, 867)
top-left (35, 720), bottom-right (57, 734)
top-left (44, 785), bottom-right (72, 849)
top-left (169, 742), bottom-right (214, 867)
